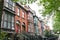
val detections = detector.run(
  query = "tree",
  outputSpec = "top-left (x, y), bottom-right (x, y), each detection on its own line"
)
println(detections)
top-left (0, 32), bottom-right (7, 40)
top-left (39, 0), bottom-right (60, 31)
top-left (44, 30), bottom-right (50, 37)
top-left (12, 0), bottom-right (37, 5)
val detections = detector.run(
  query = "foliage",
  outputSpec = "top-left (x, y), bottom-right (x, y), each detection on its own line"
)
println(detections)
top-left (12, 0), bottom-right (36, 5)
top-left (39, 0), bottom-right (60, 31)
top-left (17, 32), bottom-right (30, 40)
top-left (44, 30), bottom-right (57, 38)
top-left (39, 0), bottom-right (60, 15)
top-left (44, 30), bottom-right (50, 37)
top-left (0, 0), bottom-right (7, 40)
top-left (0, 32), bottom-right (7, 40)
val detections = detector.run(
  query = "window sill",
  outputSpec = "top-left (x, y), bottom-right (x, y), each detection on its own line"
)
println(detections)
top-left (16, 14), bottom-right (20, 17)
top-left (21, 17), bottom-right (25, 19)
top-left (1, 27), bottom-right (15, 31)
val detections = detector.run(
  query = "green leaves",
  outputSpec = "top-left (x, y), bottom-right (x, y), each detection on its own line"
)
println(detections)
top-left (12, 0), bottom-right (37, 5)
top-left (53, 22), bottom-right (60, 31)
top-left (39, 0), bottom-right (60, 15)
top-left (53, 11), bottom-right (60, 31)
top-left (44, 30), bottom-right (50, 37)
top-left (0, 32), bottom-right (7, 40)
top-left (12, 0), bottom-right (19, 2)
top-left (39, 0), bottom-right (60, 31)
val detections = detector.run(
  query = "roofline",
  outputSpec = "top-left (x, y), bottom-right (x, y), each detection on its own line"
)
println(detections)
top-left (15, 2), bottom-right (29, 12)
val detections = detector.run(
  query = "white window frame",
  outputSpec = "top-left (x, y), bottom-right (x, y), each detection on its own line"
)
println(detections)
top-left (17, 8), bottom-right (20, 16)
top-left (22, 11), bottom-right (24, 18)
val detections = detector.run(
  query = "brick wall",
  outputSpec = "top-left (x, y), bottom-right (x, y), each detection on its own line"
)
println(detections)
top-left (15, 4), bottom-right (28, 33)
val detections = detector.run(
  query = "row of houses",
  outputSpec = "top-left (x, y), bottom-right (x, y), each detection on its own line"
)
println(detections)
top-left (0, 0), bottom-right (50, 40)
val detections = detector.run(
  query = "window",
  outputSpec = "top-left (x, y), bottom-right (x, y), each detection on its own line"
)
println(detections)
top-left (11, 16), bottom-right (14, 30)
top-left (16, 20), bottom-right (20, 26)
top-left (28, 23), bottom-right (33, 32)
top-left (3, 13), bottom-right (8, 28)
top-left (17, 7), bottom-right (20, 16)
top-left (22, 11), bottom-right (24, 18)
top-left (35, 26), bottom-right (39, 34)
top-left (4, 0), bottom-right (14, 11)
top-left (28, 14), bottom-right (29, 19)
top-left (22, 22), bottom-right (25, 32)
top-left (3, 11), bottom-right (14, 30)
top-left (4, 0), bottom-right (8, 7)
top-left (30, 23), bottom-right (33, 32)
top-left (22, 22), bottom-right (25, 27)
top-left (28, 25), bottom-right (30, 32)
top-left (4, 21), bottom-right (7, 28)
top-left (30, 13), bottom-right (33, 18)
top-left (28, 13), bottom-right (33, 19)
top-left (8, 0), bottom-right (13, 9)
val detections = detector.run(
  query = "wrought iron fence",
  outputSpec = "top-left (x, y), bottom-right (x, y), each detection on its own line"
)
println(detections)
top-left (13, 32), bottom-right (58, 40)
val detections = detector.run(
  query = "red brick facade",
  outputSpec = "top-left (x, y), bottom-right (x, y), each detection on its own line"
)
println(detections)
top-left (15, 3), bottom-right (28, 33)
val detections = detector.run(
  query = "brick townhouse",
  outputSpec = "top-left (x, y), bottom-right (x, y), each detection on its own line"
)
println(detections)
top-left (33, 13), bottom-right (39, 35)
top-left (38, 18), bottom-right (43, 35)
top-left (27, 8), bottom-right (35, 35)
top-left (15, 3), bottom-right (28, 33)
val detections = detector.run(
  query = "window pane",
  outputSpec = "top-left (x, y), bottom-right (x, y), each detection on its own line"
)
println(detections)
top-left (12, 16), bottom-right (14, 22)
top-left (4, 21), bottom-right (7, 28)
top-left (8, 0), bottom-right (13, 9)
top-left (8, 14), bottom-right (11, 22)
top-left (28, 25), bottom-right (30, 32)
top-left (12, 16), bottom-right (14, 30)
top-left (10, 0), bottom-right (13, 5)
top-left (4, 0), bottom-right (8, 7)
top-left (8, 5), bottom-right (12, 9)
top-left (8, 22), bottom-right (10, 29)
top-left (12, 23), bottom-right (14, 30)
top-left (4, 13), bottom-right (7, 20)
top-left (17, 8), bottom-right (20, 16)
top-left (13, 3), bottom-right (15, 11)
top-left (22, 12), bottom-right (24, 18)
top-left (8, 0), bottom-right (13, 5)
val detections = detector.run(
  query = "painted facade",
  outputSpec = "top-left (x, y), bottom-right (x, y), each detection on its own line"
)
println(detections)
top-left (38, 19), bottom-right (42, 35)
top-left (33, 15), bottom-right (39, 35)
top-left (0, 0), bottom-right (15, 40)
top-left (27, 10), bottom-right (34, 34)
top-left (1, 0), bottom-right (15, 33)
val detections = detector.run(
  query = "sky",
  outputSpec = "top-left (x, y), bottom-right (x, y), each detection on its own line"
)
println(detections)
top-left (29, 1), bottom-right (44, 19)
top-left (29, 1), bottom-right (53, 30)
